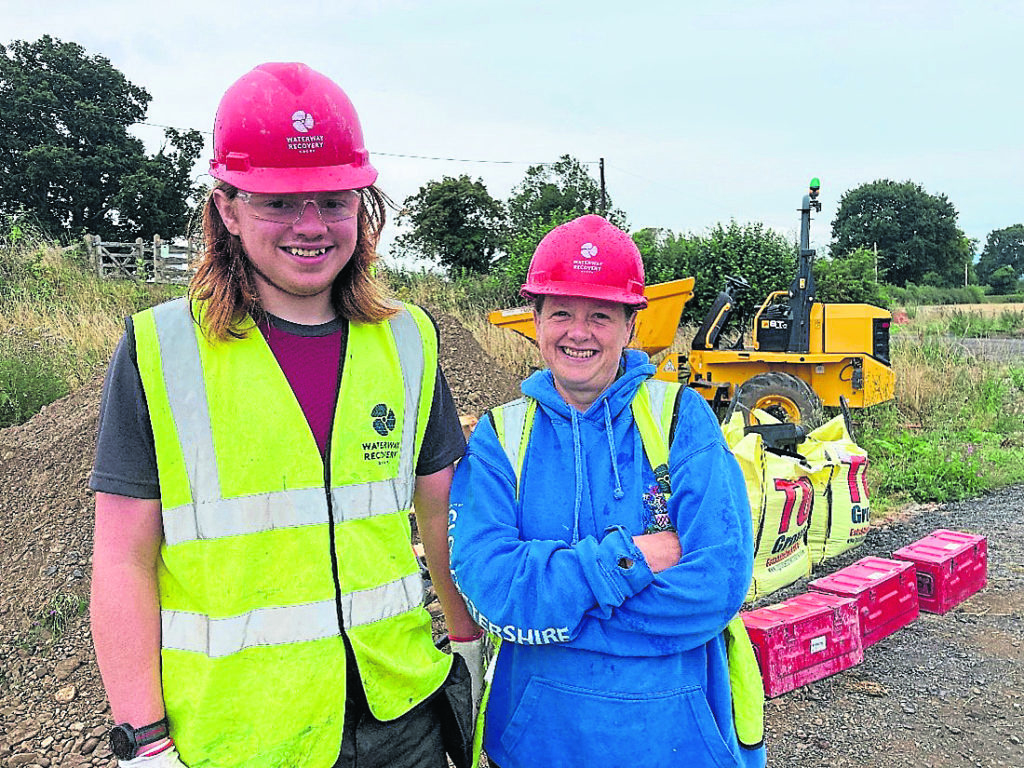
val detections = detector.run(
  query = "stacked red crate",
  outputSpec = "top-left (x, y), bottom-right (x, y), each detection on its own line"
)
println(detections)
top-left (741, 591), bottom-right (863, 698)
top-left (892, 529), bottom-right (987, 614)
top-left (808, 556), bottom-right (919, 647)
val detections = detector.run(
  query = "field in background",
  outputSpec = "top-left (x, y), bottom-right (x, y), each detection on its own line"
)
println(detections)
top-left (910, 302), bottom-right (1024, 320)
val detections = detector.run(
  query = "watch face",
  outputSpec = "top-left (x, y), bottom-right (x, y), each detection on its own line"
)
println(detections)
top-left (110, 726), bottom-right (135, 760)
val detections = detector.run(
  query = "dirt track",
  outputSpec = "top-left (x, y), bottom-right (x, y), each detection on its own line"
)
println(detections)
top-left (0, 308), bottom-right (1021, 767)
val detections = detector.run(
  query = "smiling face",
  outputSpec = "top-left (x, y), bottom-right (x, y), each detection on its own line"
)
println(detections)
top-left (534, 295), bottom-right (636, 411)
top-left (213, 188), bottom-right (360, 324)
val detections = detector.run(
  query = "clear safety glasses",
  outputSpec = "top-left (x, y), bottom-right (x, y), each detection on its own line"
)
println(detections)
top-left (236, 190), bottom-right (360, 226)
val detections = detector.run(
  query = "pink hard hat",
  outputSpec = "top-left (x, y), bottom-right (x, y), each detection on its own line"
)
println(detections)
top-left (209, 62), bottom-right (377, 193)
top-left (520, 214), bottom-right (647, 308)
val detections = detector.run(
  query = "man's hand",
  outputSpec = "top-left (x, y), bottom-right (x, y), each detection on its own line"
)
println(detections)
top-left (632, 531), bottom-right (682, 573)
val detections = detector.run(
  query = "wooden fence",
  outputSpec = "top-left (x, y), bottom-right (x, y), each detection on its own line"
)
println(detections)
top-left (84, 234), bottom-right (202, 285)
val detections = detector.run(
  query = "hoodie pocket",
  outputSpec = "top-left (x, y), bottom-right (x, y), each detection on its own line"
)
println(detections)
top-left (498, 677), bottom-right (739, 767)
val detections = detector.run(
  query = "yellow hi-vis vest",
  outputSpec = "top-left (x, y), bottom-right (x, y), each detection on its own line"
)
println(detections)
top-left (471, 379), bottom-right (765, 765)
top-left (132, 298), bottom-right (452, 768)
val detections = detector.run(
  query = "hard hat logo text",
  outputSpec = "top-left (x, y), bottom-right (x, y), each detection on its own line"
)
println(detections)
top-left (286, 110), bottom-right (324, 154)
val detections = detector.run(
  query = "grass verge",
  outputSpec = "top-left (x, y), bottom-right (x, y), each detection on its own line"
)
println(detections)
top-left (853, 335), bottom-right (1024, 513)
top-left (0, 233), bottom-right (182, 427)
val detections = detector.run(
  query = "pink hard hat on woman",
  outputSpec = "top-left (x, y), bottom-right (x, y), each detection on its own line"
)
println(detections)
top-left (209, 62), bottom-right (377, 193)
top-left (520, 214), bottom-right (648, 309)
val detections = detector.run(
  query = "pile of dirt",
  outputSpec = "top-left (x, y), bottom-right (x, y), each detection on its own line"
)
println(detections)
top-left (0, 309), bottom-right (521, 767)
top-left (427, 306), bottom-right (522, 415)
top-left (0, 377), bottom-right (107, 767)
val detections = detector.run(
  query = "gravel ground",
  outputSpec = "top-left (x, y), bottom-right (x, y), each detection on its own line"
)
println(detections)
top-left (762, 484), bottom-right (1024, 768)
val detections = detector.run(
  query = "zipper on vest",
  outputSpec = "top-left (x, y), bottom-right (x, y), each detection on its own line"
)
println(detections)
top-left (323, 321), bottom-right (349, 635)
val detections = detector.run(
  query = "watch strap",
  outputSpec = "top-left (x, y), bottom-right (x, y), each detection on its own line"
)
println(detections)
top-left (133, 717), bottom-right (170, 746)
top-left (111, 717), bottom-right (170, 759)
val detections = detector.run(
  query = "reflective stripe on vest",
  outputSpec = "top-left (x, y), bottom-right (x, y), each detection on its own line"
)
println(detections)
top-left (134, 298), bottom-right (450, 768)
top-left (491, 397), bottom-right (533, 496)
top-left (162, 571), bottom-right (425, 656)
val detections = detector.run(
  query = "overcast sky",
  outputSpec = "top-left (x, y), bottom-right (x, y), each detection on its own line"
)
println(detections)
top-left (4, 0), bottom-right (1022, 262)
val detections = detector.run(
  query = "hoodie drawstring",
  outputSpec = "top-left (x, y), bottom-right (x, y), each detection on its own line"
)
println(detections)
top-left (569, 409), bottom-right (583, 544)
top-left (568, 398), bottom-right (627, 544)
top-left (603, 399), bottom-right (625, 501)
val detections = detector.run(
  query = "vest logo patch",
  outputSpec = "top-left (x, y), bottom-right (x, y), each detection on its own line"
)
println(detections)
top-left (364, 404), bottom-right (400, 464)
top-left (371, 403), bottom-right (397, 436)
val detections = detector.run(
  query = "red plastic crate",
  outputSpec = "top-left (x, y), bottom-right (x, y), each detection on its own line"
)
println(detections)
top-left (741, 592), bottom-right (864, 698)
top-left (892, 529), bottom-right (987, 614)
top-left (808, 556), bottom-right (919, 648)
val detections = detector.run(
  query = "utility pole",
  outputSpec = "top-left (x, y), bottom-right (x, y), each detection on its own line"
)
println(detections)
top-left (599, 157), bottom-right (606, 216)
top-left (874, 242), bottom-right (878, 282)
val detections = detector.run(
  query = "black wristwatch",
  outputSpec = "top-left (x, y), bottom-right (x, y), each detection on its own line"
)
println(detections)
top-left (109, 717), bottom-right (170, 760)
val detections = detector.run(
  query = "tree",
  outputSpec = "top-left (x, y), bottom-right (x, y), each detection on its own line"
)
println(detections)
top-left (976, 224), bottom-right (1024, 284)
top-left (687, 222), bottom-right (796, 324)
top-left (632, 227), bottom-right (698, 285)
top-left (0, 36), bottom-right (203, 240)
top-left (112, 128), bottom-right (206, 239)
top-left (813, 246), bottom-right (887, 306)
top-left (507, 155), bottom-right (625, 230)
top-left (831, 180), bottom-right (968, 288)
top-left (988, 265), bottom-right (1021, 295)
top-left (394, 175), bottom-right (507, 274)
top-left (496, 210), bottom-right (575, 295)
top-left (633, 222), bottom-right (795, 325)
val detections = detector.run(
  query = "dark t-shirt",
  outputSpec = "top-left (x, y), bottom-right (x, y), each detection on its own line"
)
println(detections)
top-left (91, 310), bottom-right (466, 499)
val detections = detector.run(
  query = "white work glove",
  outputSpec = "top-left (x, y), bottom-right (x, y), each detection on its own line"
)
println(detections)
top-left (451, 635), bottom-right (489, 713)
top-left (120, 745), bottom-right (188, 767)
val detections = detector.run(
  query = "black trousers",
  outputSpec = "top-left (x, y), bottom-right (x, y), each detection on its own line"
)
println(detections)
top-left (333, 645), bottom-right (472, 768)
top-left (333, 685), bottom-right (447, 768)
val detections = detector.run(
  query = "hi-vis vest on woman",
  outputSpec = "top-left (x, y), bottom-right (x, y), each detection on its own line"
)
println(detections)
top-left (471, 379), bottom-right (765, 766)
top-left (132, 298), bottom-right (451, 768)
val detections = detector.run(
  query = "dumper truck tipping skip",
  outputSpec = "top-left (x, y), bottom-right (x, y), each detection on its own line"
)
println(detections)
top-left (489, 179), bottom-right (895, 425)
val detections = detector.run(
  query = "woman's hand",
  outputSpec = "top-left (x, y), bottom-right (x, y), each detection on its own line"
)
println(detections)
top-left (632, 531), bottom-right (682, 573)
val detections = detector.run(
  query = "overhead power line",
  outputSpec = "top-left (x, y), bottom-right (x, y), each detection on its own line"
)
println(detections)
top-left (373, 151), bottom-right (600, 166)
top-left (10, 99), bottom-right (598, 167)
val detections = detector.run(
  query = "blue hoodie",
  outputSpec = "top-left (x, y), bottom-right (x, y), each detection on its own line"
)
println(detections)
top-left (449, 350), bottom-right (765, 768)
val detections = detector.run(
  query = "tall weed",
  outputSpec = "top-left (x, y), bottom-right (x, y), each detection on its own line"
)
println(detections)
top-left (0, 330), bottom-right (69, 428)
top-left (1, 237), bottom-right (181, 426)
top-left (945, 308), bottom-right (1024, 337)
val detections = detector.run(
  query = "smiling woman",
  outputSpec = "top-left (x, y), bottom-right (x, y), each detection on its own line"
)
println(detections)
top-left (212, 183), bottom-right (361, 322)
top-left (533, 296), bottom-right (636, 410)
top-left (449, 214), bottom-right (767, 768)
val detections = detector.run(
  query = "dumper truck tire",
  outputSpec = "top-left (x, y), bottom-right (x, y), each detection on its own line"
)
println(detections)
top-left (730, 372), bottom-right (823, 427)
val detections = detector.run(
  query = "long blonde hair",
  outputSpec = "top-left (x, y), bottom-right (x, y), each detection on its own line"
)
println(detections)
top-left (189, 182), bottom-right (397, 340)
